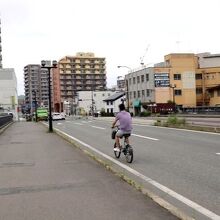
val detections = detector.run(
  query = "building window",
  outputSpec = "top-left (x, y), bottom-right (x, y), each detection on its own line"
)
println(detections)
top-left (146, 89), bottom-right (150, 97)
top-left (111, 101), bottom-right (113, 105)
top-left (141, 75), bottom-right (144, 82)
top-left (129, 78), bottom-right (131, 85)
top-left (209, 91), bottom-right (214, 97)
top-left (130, 92), bottom-right (132, 98)
top-left (146, 74), bottom-right (149, 81)
top-left (196, 88), bottom-right (203, 94)
top-left (133, 91), bottom-right (136, 98)
top-left (138, 91), bottom-right (140, 98)
top-left (175, 89), bottom-right (182, 96)
top-left (111, 108), bottom-right (113, 113)
top-left (137, 76), bottom-right (140, 83)
top-left (196, 74), bottom-right (202, 80)
top-left (102, 93), bottom-right (105, 96)
top-left (174, 74), bottom-right (181, 80)
top-left (133, 77), bottom-right (136, 84)
top-left (217, 89), bottom-right (220, 96)
top-left (142, 90), bottom-right (145, 97)
top-left (107, 101), bottom-right (109, 105)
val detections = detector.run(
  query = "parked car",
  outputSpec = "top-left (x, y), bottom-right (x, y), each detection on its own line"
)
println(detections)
top-left (52, 112), bottom-right (65, 120)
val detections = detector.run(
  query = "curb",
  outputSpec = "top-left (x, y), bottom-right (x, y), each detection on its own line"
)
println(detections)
top-left (41, 122), bottom-right (195, 220)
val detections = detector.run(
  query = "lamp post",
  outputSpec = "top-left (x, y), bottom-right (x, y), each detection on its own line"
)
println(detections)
top-left (170, 84), bottom-right (176, 112)
top-left (41, 60), bottom-right (57, 132)
top-left (32, 90), bottom-right (38, 122)
top-left (117, 66), bottom-right (132, 111)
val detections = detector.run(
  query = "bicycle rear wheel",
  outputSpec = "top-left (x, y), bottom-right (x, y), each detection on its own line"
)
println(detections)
top-left (114, 143), bottom-right (121, 158)
top-left (125, 145), bottom-right (133, 163)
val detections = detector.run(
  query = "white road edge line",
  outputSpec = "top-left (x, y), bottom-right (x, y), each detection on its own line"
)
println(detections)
top-left (56, 128), bottom-right (220, 220)
top-left (91, 126), bottom-right (106, 130)
top-left (132, 133), bottom-right (159, 141)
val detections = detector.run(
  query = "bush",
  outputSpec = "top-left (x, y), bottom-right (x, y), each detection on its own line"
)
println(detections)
top-left (100, 112), bottom-right (114, 117)
top-left (166, 116), bottom-right (186, 125)
top-left (140, 111), bottom-right (151, 117)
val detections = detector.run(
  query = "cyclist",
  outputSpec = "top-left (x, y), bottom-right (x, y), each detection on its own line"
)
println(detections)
top-left (112, 103), bottom-right (132, 152)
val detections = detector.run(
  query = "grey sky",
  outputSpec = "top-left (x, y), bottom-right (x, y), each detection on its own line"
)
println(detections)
top-left (1, 0), bottom-right (220, 95)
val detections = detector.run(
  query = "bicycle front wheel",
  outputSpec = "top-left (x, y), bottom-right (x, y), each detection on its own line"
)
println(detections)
top-left (125, 145), bottom-right (133, 163)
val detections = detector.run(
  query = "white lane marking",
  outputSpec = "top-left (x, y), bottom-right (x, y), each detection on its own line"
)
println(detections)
top-left (91, 126), bottom-right (106, 130)
top-left (132, 133), bottom-right (159, 141)
top-left (57, 123), bottom-right (62, 125)
top-left (55, 128), bottom-right (220, 220)
top-left (73, 123), bottom-right (83, 125)
top-left (133, 124), bottom-right (151, 127)
top-left (216, 153), bottom-right (220, 155)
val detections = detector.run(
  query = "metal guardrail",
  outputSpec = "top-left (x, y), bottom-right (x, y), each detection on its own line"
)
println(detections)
top-left (0, 115), bottom-right (13, 129)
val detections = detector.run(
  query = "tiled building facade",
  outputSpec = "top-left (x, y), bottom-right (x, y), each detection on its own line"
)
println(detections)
top-left (53, 52), bottom-right (107, 112)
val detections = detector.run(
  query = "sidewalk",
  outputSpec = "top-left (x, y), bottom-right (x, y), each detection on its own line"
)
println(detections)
top-left (0, 122), bottom-right (178, 220)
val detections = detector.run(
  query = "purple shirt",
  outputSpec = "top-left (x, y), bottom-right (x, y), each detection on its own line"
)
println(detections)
top-left (116, 111), bottom-right (132, 132)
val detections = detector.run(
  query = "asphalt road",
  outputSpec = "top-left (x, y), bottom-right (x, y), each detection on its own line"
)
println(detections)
top-left (53, 117), bottom-right (220, 220)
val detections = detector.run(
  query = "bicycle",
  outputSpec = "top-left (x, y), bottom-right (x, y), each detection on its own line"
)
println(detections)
top-left (112, 126), bottom-right (133, 163)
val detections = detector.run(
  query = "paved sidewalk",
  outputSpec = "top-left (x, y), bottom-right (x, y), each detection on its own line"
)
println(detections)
top-left (0, 122), bottom-right (178, 220)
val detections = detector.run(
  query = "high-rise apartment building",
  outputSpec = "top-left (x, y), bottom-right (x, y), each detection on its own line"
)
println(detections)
top-left (53, 52), bottom-right (106, 112)
top-left (0, 19), bottom-right (18, 120)
top-left (24, 65), bottom-right (50, 113)
top-left (0, 19), bottom-right (2, 69)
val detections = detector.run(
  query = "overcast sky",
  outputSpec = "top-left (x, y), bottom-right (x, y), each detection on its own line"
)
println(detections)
top-left (1, 0), bottom-right (220, 95)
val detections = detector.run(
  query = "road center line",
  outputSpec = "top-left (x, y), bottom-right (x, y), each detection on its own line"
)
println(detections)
top-left (132, 133), bottom-right (159, 141)
top-left (91, 126), bottom-right (106, 130)
top-left (55, 128), bottom-right (219, 220)
top-left (73, 123), bottom-right (83, 125)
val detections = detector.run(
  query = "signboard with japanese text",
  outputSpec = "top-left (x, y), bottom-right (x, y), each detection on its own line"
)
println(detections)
top-left (154, 73), bottom-right (170, 87)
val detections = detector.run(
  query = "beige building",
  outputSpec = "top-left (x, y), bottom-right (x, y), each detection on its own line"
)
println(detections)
top-left (53, 52), bottom-right (107, 112)
top-left (154, 53), bottom-right (220, 108)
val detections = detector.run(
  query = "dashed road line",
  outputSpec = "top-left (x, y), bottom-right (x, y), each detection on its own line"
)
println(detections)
top-left (132, 133), bottom-right (159, 141)
top-left (73, 123), bottom-right (83, 125)
top-left (91, 126), bottom-right (106, 130)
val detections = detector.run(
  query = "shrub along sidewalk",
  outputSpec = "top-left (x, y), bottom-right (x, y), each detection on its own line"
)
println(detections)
top-left (154, 116), bottom-right (220, 133)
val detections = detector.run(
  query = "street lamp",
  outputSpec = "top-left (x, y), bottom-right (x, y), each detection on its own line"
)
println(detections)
top-left (32, 90), bottom-right (38, 122)
top-left (41, 60), bottom-right (57, 132)
top-left (170, 84), bottom-right (176, 112)
top-left (117, 66), bottom-right (132, 111)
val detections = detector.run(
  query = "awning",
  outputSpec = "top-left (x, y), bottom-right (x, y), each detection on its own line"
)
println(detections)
top-left (133, 99), bottom-right (141, 107)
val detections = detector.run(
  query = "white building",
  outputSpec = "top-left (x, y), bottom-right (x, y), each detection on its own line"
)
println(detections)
top-left (76, 90), bottom-right (121, 115)
top-left (0, 68), bottom-right (18, 120)
top-left (103, 92), bottom-right (126, 114)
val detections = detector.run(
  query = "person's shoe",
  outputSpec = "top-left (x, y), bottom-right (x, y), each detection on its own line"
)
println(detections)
top-left (114, 146), bottom-right (121, 152)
